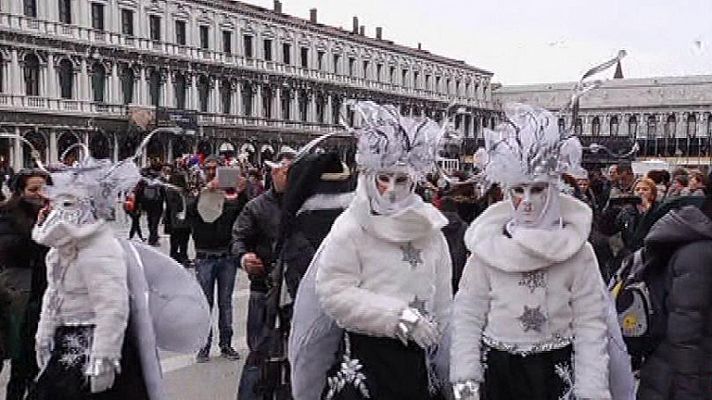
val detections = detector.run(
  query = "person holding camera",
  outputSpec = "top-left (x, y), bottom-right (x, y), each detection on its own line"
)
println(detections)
top-left (232, 149), bottom-right (295, 400)
top-left (189, 155), bottom-right (247, 363)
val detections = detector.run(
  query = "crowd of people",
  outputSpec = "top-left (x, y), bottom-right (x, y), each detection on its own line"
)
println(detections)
top-left (0, 99), bottom-right (711, 400)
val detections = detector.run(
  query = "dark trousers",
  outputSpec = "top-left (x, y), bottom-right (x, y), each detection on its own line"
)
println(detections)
top-left (128, 213), bottom-right (143, 240)
top-left (195, 255), bottom-right (238, 350)
top-left (5, 299), bottom-right (41, 400)
top-left (145, 208), bottom-right (162, 245)
top-left (169, 229), bottom-right (190, 265)
top-left (482, 345), bottom-right (573, 400)
top-left (237, 291), bottom-right (269, 400)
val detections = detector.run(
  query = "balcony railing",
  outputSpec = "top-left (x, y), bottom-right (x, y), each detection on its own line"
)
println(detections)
top-left (0, 12), bottom-right (492, 110)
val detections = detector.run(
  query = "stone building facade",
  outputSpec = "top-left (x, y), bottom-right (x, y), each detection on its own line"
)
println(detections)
top-left (494, 75), bottom-right (712, 166)
top-left (0, 0), bottom-right (496, 170)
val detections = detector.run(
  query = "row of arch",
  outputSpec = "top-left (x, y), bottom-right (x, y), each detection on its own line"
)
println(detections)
top-left (558, 113), bottom-right (712, 138)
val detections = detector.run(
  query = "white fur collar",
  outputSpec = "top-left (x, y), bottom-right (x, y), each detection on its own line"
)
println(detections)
top-left (465, 195), bottom-right (592, 272)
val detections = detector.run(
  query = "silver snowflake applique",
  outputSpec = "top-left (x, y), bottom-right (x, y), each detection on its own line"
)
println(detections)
top-left (554, 362), bottom-right (575, 400)
top-left (400, 242), bottom-right (424, 269)
top-left (518, 271), bottom-right (546, 293)
top-left (59, 328), bottom-right (93, 369)
top-left (518, 305), bottom-right (547, 333)
top-left (324, 335), bottom-right (370, 400)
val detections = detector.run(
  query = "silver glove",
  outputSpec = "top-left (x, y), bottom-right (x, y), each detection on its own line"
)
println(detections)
top-left (395, 308), bottom-right (440, 349)
top-left (453, 380), bottom-right (480, 400)
top-left (35, 340), bottom-right (52, 371)
top-left (85, 356), bottom-right (121, 394)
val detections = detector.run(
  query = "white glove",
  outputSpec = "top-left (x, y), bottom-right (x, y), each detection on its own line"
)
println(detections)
top-left (35, 340), bottom-right (52, 370)
top-left (85, 357), bottom-right (121, 394)
top-left (453, 380), bottom-right (480, 400)
top-left (395, 308), bottom-right (440, 349)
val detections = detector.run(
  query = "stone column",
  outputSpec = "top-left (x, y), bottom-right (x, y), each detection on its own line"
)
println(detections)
top-left (326, 94), bottom-right (333, 125)
top-left (46, 54), bottom-right (57, 99)
top-left (213, 77), bottom-right (221, 114)
top-left (230, 82), bottom-right (238, 115)
top-left (79, 59), bottom-right (89, 101)
top-left (235, 81), bottom-right (242, 116)
top-left (49, 129), bottom-right (58, 164)
top-left (255, 84), bottom-right (263, 118)
top-left (113, 134), bottom-right (119, 162)
top-left (110, 62), bottom-right (120, 104)
top-left (164, 71), bottom-right (175, 108)
top-left (308, 92), bottom-right (316, 123)
top-left (138, 67), bottom-right (147, 105)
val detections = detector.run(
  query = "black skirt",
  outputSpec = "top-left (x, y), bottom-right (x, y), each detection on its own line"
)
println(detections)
top-left (33, 325), bottom-right (149, 400)
top-left (322, 332), bottom-right (442, 400)
top-left (482, 345), bottom-right (574, 400)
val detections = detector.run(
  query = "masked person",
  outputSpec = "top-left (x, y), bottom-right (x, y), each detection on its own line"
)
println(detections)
top-left (0, 169), bottom-right (49, 399)
top-left (289, 101), bottom-right (453, 400)
top-left (450, 104), bottom-right (628, 400)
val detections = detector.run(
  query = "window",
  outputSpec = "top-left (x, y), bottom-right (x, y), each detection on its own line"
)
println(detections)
top-left (121, 66), bottom-right (134, 105)
top-left (91, 62), bottom-right (105, 102)
top-left (174, 73), bottom-right (186, 109)
top-left (243, 35), bottom-right (253, 58)
top-left (121, 9), bottom-right (134, 36)
top-left (242, 83), bottom-right (253, 116)
top-left (149, 70), bottom-right (161, 107)
top-left (647, 115), bottom-right (657, 138)
top-left (222, 31), bottom-right (232, 54)
top-left (298, 90), bottom-right (308, 121)
top-left (610, 116), bottom-right (619, 136)
top-left (317, 51), bottom-right (324, 70)
top-left (300, 47), bottom-right (309, 68)
top-left (446, 78), bottom-right (451, 93)
top-left (665, 114), bottom-right (676, 137)
top-left (316, 95), bottom-right (325, 123)
top-left (348, 57), bottom-right (355, 76)
top-left (198, 76), bottom-right (210, 112)
top-left (281, 89), bottom-right (290, 120)
top-left (199, 26), bottom-right (209, 50)
top-left (221, 80), bottom-right (231, 114)
top-left (149, 15), bottom-right (161, 41)
top-left (262, 87), bottom-right (272, 119)
top-left (263, 39), bottom-right (272, 61)
top-left (24, 0), bottom-right (37, 18)
top-left (414, 72), bottom-right (420, 89)
top-left (58, 59), bottom-right (73, 99)
top-left (333, 54), bottom-right (340, 74)
top-left (592, 116), bottom-right (601, 136)
top-left (58, 0), bottom-right (72, 24)
top-left (91, 2), bottom-right (104, 30)
top-left (425, 75), bottom-right (430, 90)
top-left (574, 118), bottom-right (583, 135)
top-left (282, 43), bottom-right (291, 64)
top-left (402, 69), bottom-right (408, 86)
top-left (390, 66), bottom-right (396, 83)
top-left (628, 116), bottom-right (638, 137)
top-left (687, 114), bottom-right (697, 138)
top-left (175, 21), bottom-right (186, 46)
top-left (362, 61), bottom-right (369, 79)
top-left (376, 64), bottom-right (382, 82)
top-left (435, 76), bottom-right (441, 92)
top-left (23, 54), bottom-right (40, 96)
top-left (331, 97), bottom-right (341, 125)
top-left (558, 118), bottom-right (566, 134)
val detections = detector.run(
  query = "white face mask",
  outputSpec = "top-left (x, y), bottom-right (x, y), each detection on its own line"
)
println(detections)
top-left (366, 172), bottom-right (416, 215)
top-left (508, 182), bottom-right (552, 228)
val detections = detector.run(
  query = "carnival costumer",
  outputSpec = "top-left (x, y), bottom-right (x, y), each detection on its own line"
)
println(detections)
top-left (450, 104), bottom-right (612, 400)
top-left (292, 101), bottom-right (453, 400)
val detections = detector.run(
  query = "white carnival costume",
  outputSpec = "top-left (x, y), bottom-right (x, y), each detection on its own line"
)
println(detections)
top-left (31, 150), bottom-right (210, 399)
top-left (289, 102), bottom-right (453, 400)
top-left (450, 102), bottom-right (634, 400)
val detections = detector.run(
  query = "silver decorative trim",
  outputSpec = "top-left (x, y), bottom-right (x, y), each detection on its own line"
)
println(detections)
top-left (482, 335), bottom-right (572, 356)
top-left (324, 334), bottom-right (371, 400)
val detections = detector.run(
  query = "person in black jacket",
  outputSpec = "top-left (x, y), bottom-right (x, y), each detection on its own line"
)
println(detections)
top-left (439, 197), bottom-right (468, 294)
top-left (0, 169), bottom-right (49, 400)
top-left (232, 150), bottom-right (294, 400)
top-left (189, 156), bottom-right (247, 363)
top-left (138, 169), bottom-right (165, 246)
top-left (636, 194), bottom-right (712, 399)
top-left (165, 172), bottom-right (191, 266)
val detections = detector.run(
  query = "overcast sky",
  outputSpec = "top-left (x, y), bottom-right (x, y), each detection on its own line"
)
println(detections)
top-left (238, 0), bottom-right (712, 85)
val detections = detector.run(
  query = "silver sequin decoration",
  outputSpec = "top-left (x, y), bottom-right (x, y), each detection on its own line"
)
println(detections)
top-left (409, 296), bottom-right (427, 315)
top-left (555, 362), bottom-right (575, 400)
top-left (518, 271), bottom-right (546, 293)
top-left (518, 305), bottom-right (547, 333)
top-left (59, 328), bottom-right (93, 369)
top-left (324, 334), bottom-right (371, 400)
top-left (400, 242), bottom-right (424, 269)
top-left (482, 335), bottom-right (572, 357)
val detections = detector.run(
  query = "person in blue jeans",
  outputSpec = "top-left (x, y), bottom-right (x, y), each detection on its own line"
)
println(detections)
top-left (188, 156), bottom-right (247, 362)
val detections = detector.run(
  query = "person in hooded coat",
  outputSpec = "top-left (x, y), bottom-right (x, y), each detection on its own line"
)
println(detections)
top-left (635, 195), bottom-right (712, 400)
top-left (450, 104), bottom-right (622, 400)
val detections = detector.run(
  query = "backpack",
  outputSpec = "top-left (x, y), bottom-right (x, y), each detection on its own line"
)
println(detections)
top-left (610, 247), bottom-right (666, 366)
top-left (123, 193), bottom-right (136, 213)
top-left (143, 183), bottom-right (161, 202)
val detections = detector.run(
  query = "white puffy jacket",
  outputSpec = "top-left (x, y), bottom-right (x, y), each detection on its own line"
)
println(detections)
top-left (450, 195), bottom-right (611, 400)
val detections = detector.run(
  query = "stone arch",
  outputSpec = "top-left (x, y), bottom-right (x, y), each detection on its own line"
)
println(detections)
top-left (22, 130), bottom-right (48, 167)
top-left (57, 130), bottom-right (82, 164)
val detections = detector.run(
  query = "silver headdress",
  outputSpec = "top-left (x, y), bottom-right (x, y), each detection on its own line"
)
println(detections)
top-left (479, 50), bottom-right (627, 187)
top-left (347, 101), bottom-right (445, 180)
